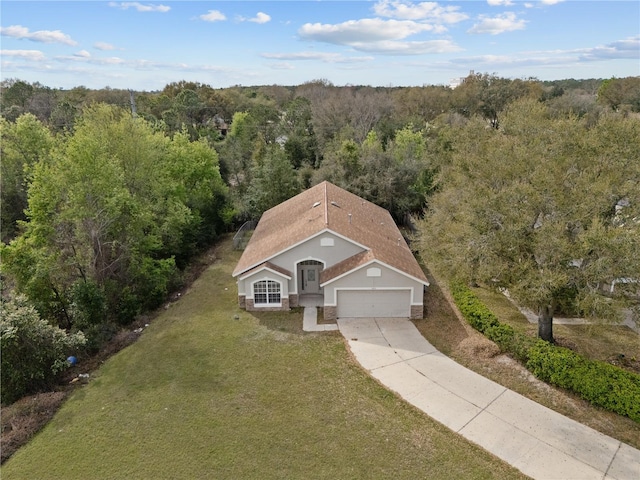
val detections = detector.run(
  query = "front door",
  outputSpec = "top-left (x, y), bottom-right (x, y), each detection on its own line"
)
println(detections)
top-left (304, 267), bottom-right (320, 294)
top-left (299, 260), bottom-right (323, 295)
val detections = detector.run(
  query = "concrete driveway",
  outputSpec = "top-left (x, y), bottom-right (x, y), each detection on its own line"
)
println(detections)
top-left (337, 317), bottom-right (640, 480)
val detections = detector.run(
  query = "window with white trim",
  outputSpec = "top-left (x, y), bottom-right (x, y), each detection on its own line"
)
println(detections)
top-left (253, 280), bottom-right (281, 305)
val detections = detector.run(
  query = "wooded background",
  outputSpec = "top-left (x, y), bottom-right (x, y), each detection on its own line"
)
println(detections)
top-left (1, 74), bottom-right (639, 402)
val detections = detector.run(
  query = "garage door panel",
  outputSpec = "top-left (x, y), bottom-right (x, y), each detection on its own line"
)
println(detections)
top-left (337, 290), bottom-right (411, 318)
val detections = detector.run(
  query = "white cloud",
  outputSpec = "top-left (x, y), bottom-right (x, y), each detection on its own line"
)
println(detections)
top-left (269, 62), bottom-right (294, 70)
top-left (541, 0), bottom-right (565, 5)
top-left (0, 49), bottom-right (46, 61)
top-left (108, 2), bottom-right (170, 13)
top-left (372, 1), bottom-right (468, 23)
top-left (578, 36), bottom-right (640, 61)
top-left (487, 0), bottom-right (514, 6)
top-left (94, 42), bottom-right (118, 51)
top-left (0, 25), bottom-right (77, 46)
top-left (57, 54), bottom-right (126, 66)
top-left (298, 6), bottom-right (466, 56)
top-left (299, 18), bottom-right (436, 44)
top-left (443, 36), bottom-right (639, 71)
top-left (450, 53), bottom-right (550, 68)
top-left (261, 51), bottom-right (374, 63)
top-left (244, 12), bottom-right (271, 24)
top-left (200, 10), bottom-right (226, 22)
top-left (349, 39), bottom-right (462, 55)
top-left (468, 12), bottom-right (526, 35)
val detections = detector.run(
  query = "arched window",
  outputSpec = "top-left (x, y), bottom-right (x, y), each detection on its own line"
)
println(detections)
top-left (253, 280), bottom-right (281, 305)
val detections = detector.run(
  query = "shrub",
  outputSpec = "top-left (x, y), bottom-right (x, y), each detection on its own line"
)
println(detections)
top-left (450, 282), bottom-right (500, 333)
top-left (527, 340), bottom-right (640, 422)
top-left (450, 281), bottom-right (640, 422)
top-left (1, 295), bottom-right (86, 404)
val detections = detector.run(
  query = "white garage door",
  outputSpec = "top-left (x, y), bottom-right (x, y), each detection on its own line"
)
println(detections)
top-left (337, 290), bottom-right (411, 318)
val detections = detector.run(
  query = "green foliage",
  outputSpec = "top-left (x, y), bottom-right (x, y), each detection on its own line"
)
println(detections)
top-left (314, 123), bottom-right (437, 222)
top-left (450, 282), bottom-right (533, 358)
top-left (0, 295), bottom-right (86, 404)
top-left (451, 282), bottom-right (640, 421)
top-left (244, 145), bottom-right (300, 218)
top-left (451, 281), bottom-right (501, 331)
top-left (422, 99), bottom-right (640, 342)
top-left (1, 104), bottom-right (230, 338)
top-left (281, 96), bottom-right (317, 168)
top-left (129, 257), bottom-right (178, 314)
top-left (451, 73), bottom-right (542, 128)
top-left (597, 77), bottom-right (640, 112)
top-left (527, 340), bottom-right (640, 422)
top-left (0, 79), bottom-right (34, 118)
top-left (0, 114), bottom-right (55, 242)
top-left (70, 280), bottom-right (108, 330)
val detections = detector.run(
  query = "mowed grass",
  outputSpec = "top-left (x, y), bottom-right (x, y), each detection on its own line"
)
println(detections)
top-left (2, 238), bottom-right (526, 480)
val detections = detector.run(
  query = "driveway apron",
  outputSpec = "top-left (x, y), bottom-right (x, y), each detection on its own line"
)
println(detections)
top-left (337, 317), bottom-right (640, 480)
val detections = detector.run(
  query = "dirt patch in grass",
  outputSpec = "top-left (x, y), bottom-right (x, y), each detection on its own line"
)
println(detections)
top-left (415, 267), bottom-right (640, 451)
top-left (1, 392), bottom-right (67, 463)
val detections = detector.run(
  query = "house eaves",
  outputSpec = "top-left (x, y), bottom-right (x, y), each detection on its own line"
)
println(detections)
top-left (232, 228), bottom-right (366, 278)
top-left (320, 253), bottom-right (430, 288)
top-left (238, 262), bottom-right (292, 281)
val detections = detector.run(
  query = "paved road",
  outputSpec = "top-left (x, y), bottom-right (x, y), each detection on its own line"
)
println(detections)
top-left (337, 318), bottom-right (640, 480)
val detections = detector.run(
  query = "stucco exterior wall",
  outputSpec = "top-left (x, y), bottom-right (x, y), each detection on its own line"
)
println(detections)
top-left (267, 231), bottom-right (365, 295)
top-left (322, 262), bottom-right (424, 305)
top-left (238, 269), bottom-right (290, 310)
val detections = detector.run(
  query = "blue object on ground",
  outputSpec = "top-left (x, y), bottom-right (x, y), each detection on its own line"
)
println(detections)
top-left (67, 356), bottom-right (77, 366)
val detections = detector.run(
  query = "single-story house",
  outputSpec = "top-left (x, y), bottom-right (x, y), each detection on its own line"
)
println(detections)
top-left (232, 181), bottom-right (429, 320)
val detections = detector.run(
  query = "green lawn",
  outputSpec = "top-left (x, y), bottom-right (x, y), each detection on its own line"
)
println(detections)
top-left (1, 239), bottom-right (526, 480)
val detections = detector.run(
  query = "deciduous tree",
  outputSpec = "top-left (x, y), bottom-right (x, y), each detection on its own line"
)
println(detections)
top-left (0, 114), bottom-right (55, 242)
top-left (420, 99), bottom-right (640, 342)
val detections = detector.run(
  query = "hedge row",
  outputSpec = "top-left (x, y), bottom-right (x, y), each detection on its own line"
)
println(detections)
top-left (527, 341), bottom-right (640, 422)
top-left (450, 282), bottom-right (640, 422)
top-left (450, 282), bottom-right (534, 363)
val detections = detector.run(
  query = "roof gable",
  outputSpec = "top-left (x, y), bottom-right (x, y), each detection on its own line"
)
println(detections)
top-left (320, 254), bottom-right (430, 287)
top-left (238, 262), bottom-right (292, 281)
top-left (233, 181), bottom-right (427, 283)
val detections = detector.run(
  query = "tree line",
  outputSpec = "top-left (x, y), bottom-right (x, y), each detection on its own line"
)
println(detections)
top-left (1, 74), bottom-right (639, 403)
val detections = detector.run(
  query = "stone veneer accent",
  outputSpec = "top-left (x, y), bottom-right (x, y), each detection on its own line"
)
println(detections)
top-left (324, 306), bottom-right (337, 321)
top-left (289, 294), bottom-right (299, 308)
top-left (238, 295), bottom-right (246, 309)
top-left (411, 305), bottom-right (423, 319)
top-left (245, 297), bottom-right (290, 312)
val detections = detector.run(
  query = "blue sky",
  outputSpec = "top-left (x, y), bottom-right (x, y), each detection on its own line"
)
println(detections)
top-left (1, 1), bottom-right (638, 90)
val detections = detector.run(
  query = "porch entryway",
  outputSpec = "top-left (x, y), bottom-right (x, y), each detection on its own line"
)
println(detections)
top-left (298, 260), bottom-right (323, 295)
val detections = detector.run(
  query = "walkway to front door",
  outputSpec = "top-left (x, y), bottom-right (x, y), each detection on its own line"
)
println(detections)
top-left (300, 295), bottom-right (337, 332)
